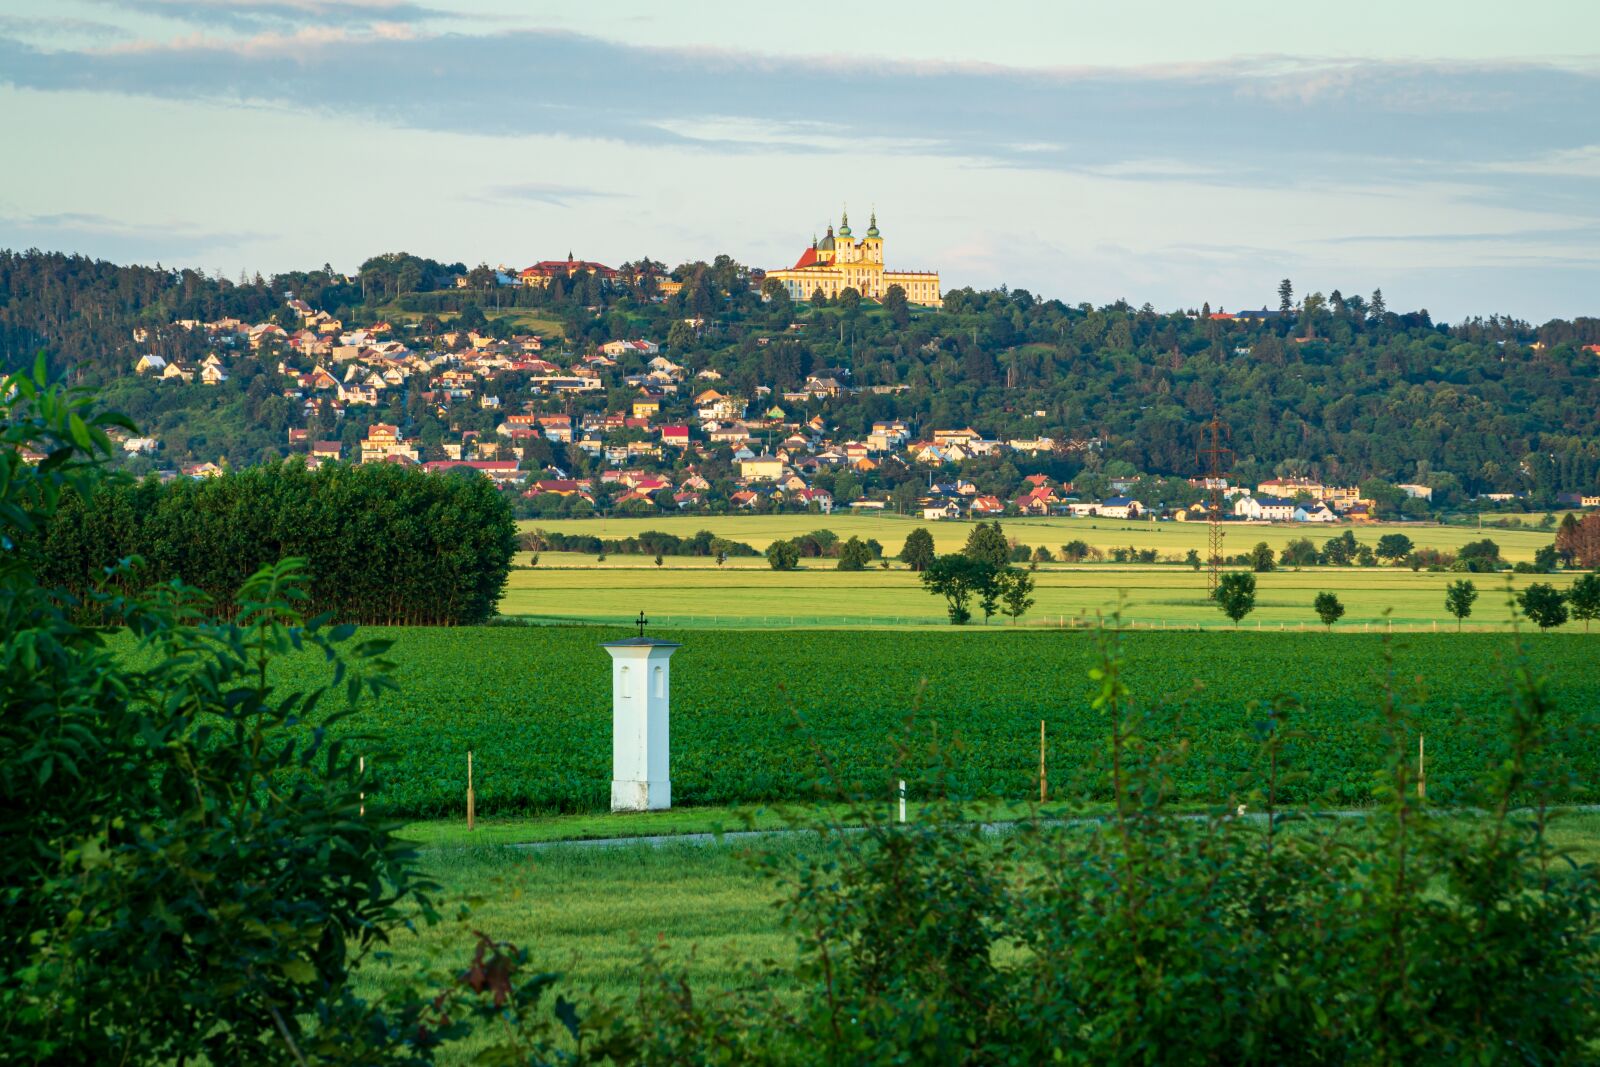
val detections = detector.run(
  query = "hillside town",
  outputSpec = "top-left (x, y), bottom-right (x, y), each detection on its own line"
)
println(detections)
top-left (113, 291), bottom-right (1600, 523)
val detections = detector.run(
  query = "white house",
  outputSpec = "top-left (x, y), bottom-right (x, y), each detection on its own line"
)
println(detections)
top-left (922, 501), bottom-right (962, 521)
top-left (1294, 502), bottom-right (1337, 523)
top-left (1235, 494), bottom-right (1297, 521)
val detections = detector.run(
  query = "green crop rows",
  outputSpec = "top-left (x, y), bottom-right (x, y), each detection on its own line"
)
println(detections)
top-left (273, 628), bottom-right (1600, 818)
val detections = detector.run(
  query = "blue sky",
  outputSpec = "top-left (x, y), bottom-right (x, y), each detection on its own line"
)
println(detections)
top-left (1, 0), bottom-right (1597, 321)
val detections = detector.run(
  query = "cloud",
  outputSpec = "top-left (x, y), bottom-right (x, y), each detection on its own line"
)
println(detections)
top-left (83, 0), bottom-right (448, 34)
top-left (0, 14), bottom-right (132, 41)
top-left (472, 183), bottom-right (628, 207)
top-left (0, 211), bottom-right (263, 263)
top-left (3, 25), bottom-right (1596, 194)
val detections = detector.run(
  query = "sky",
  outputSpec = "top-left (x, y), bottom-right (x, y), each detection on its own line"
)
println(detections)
top-left (1, 0), bottom-right (1598, 322)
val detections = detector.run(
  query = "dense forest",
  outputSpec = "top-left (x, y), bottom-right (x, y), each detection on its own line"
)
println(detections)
top-left (3, 246), bottom-right (1599, 502)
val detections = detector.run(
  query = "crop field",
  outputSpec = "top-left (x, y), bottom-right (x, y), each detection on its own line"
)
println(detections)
top-left (282, 627), bottom-right (1600, 819)
top-left (518, 513), bottom-right (1559, 561)
top-left (500, 559), bottom-right (1584, 630)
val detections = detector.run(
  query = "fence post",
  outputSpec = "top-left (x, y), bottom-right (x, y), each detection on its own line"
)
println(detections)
top-left (467, 750), bottom-right (476, 832)
top-left (898, 779), bottom-right (906, 823)
top-left (1418, 735), bottom-right (1426, 801)
top-left (359, 755), bottom-right (365, 817)
top-left (1039, 720), bottom-right (1047, 804)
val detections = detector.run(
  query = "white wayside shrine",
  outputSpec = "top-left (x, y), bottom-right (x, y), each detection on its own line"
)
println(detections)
top-left (602, 631), bottom-right (681, 811)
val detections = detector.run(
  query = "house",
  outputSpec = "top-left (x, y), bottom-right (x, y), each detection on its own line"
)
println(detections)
top-left (182, 461), bottom-right (224, 478)
top-left (134, 353), bottom-right (168, 374)
top-left (287, 428), bottom-right (309, 447)
top-left (1294, 502), bottom-right (1337, 523)
top-left (660, 425), bottom-right (690, 448)
top-left (1096, 497), bottom-right (1143, 520)
top-left (312, 441), bottom-right (343, 461)
top-left (121, 436), bottom-right (159, 455)
top-left (793, 487), bottom-right (834, 513)
top-left (740, 455), bottom-right (784, 482)
top-left (970, 495), bottom-right (1005, 517)
top-left (1257, 477), bottom-right (1324, 499)
top-left (526, 479), bottom-right (589, 497)
top-left (1234, 494), bottom-right (1296, 522)
top-left (1396, 483), bottom-right (1434, 501)
top-left (537, 414), bottom-right (574, 443)
top-left (1069, 497), bottom-right (1143, 519)
top-left (932, 427), bottom-right (983, 448)
top-left (632, 397), bottom-right (660, 420)
top-left (922, 501), bottom-right (963, 521)
top-left (360, 423), bottom-right (419, 464)
top-left (421, 460), bottom-right (527, 485)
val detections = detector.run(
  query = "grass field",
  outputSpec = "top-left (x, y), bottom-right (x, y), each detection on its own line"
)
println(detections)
top-left (378, 303), bottom-right (567, 338)
top-left (288, 627), bottom-right (1599, 818)
top-left (500, 557), bottom-right (1584, 630)
top-left (518, 513), bottom-right (1560, 561)
top-left (364, 810), bottom-right (1600, 1045)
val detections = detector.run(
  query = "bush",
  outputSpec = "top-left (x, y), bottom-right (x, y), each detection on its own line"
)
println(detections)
top-left (766, 539), bottom-right (801, 570)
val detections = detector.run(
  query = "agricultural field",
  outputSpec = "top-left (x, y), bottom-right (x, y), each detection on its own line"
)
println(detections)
top-left (500, 558), bottom-right (1584, 630)
top-left (281, 627), bottom-right (1600, 819)
top-left (518, 513), bottom-right (1560, 561)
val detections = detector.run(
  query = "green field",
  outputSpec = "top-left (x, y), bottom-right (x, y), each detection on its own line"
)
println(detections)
top-left (519, 513), bottom-right (1558, 560)
top-left (501, 557), bottom-right (1581, 630)
top-left (370, 811), bottom-right (1600, 1036)
top-left (290, 627), bottom-right (1599, 819)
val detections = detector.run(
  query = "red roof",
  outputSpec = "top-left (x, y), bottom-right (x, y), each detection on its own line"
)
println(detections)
top-left (790, 246), bottom-right (819, 270)
top-left (423, 460), bottom-right (519, 473)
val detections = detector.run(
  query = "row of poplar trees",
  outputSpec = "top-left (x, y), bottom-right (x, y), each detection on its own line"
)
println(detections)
top-left (34, 460), bottom-right (518, 625)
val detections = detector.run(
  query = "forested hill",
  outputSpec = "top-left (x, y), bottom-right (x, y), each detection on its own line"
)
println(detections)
top-left (3, 246), bottom-right (1599, 499)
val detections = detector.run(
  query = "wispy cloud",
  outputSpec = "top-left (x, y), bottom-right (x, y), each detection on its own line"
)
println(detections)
top-left (472, 183), bottom-right (628, 207)
top-left (84, 0), bottom-right (447, 34)
top-left (0, 211), bottom-right (262, 261)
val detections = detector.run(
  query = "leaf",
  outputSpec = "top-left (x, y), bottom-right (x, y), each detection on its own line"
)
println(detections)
top-left (280, 959), bottom-right (317, 984)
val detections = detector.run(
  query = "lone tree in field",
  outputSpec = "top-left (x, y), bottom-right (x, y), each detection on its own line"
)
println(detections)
top-left (654, 553), bottom-right (664, 567)
top-left (921, 554), bottom-right (997, 625)
top-left (964, 521), bottom-right (1011, 569)
top-left (1314, 591), bottom-right (1346, 631)
top-left (766, 539), bottom-right (800, 571)
top-left (1249, 542), bottom-right (1276, 572)
top-left (1518, 582), bottom-right (1569, 630)
top-left (999, 566), bottom-right (1036, 624)
top-left (1376, 533), bottom-right (1414, 564)
top-left (1214, 572), bottom-right (1257, 626)
top-left (837, 536), bottom-right (872, 571)
top-left (1568, 573), bottom-right (1600, 632)
top-left (900, 527), bottom-right (936, 572)
top-left (1444, 579), bottom-right (1478, 630)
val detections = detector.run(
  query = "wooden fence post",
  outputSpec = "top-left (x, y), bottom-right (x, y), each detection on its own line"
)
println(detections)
top-left (467, 750), bottom-right (476, 831)
top-left (1039, 720), bottom-right (1047, 804)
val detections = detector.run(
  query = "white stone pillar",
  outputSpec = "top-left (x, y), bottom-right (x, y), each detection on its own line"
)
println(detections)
top-left (601, 636), bottom-right (681, 811)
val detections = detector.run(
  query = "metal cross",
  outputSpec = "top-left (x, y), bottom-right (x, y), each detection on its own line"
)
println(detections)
top-left (635, 610), bottom-right (648, 638)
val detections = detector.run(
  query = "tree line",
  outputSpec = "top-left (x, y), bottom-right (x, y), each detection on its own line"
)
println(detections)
top-left (34, 459), bottom-right (517, 625)
top-left (521, 527), bottom-right (757, 559)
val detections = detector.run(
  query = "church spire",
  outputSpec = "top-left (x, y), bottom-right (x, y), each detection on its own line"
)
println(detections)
top-left (838, 207), bottom-right (852, 238)
top-left (866, 209), bottom-right (880, 239)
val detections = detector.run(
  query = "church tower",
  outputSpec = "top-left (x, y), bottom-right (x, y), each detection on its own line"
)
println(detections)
top-left (836, 209), bottom-right (857, 263)
top-left (862, 210), bottom-right (883, 265)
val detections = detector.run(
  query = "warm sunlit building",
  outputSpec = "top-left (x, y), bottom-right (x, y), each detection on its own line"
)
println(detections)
top-left (766, 211), bottom-right (941, 307)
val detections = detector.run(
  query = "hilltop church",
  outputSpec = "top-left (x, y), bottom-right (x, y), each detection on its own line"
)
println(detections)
top-left (766, 211), bottom-right (942, 307)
